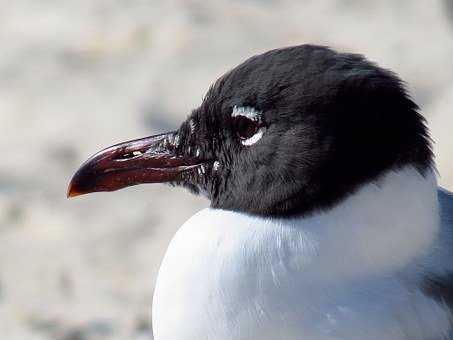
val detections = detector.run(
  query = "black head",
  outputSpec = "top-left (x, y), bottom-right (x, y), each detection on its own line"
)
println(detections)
top-left (68, 45), bottom-right (433, 217)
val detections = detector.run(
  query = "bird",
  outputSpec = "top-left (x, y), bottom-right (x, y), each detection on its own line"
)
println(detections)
top-left (67, 44), bottom-right (453, 340)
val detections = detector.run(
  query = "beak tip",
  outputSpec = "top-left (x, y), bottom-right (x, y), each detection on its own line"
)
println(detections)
top-left (66, 186), bottom-right (76, 199)
top-left (67, 190), bottom-right (77, 199)
top-left (67, 179), bottom-right (83, 198)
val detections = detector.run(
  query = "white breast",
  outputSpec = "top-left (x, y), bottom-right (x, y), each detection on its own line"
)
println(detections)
top-left (152, 167), bottom-right (451, 340)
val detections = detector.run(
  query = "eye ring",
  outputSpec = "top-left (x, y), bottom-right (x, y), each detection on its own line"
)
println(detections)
top-left (232, 116), bottom-right (260, 140)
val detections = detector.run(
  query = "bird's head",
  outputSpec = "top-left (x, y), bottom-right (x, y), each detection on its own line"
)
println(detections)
top-left (68, 45), bottom-right (432, 217)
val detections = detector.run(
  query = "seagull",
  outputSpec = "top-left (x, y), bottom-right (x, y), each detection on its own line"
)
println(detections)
top-left (68, 45), bottom-right (453, 340)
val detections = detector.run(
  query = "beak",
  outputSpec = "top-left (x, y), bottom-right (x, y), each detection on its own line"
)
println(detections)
top-left (67, 131), bottom-right (204, 198)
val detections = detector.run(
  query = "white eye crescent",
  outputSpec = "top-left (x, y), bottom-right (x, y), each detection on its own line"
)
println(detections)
top-left (241, 128), bottom-right (265, 146)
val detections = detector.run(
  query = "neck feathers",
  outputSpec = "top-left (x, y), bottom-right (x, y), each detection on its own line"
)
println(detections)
top-left (296, 166), bottom-right (439, 278)
top-left (193, 166), bottom-right (439, 279)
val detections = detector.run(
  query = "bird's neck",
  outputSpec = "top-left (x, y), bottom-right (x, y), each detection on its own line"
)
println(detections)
top-left (190, 166), bottom-right (439, 280)
top-left (288, 165), bottom-right (440, 279)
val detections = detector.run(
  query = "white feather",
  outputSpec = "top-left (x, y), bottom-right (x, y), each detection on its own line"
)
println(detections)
top-left (153, 167), bottom-right (451, 340)
top-left (232, 106), bottom-right (262, 120)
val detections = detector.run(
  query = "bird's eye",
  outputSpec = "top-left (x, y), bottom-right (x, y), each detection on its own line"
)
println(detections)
top-left (233, 116), bottom-right (260, 140)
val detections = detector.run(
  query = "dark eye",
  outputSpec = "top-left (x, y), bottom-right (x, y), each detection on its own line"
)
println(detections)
top-left (233, 116), bottom-right (259, 140)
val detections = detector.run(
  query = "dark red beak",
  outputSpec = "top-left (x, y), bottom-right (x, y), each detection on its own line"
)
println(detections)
top-left (67, 132), bottom-right (204, 198)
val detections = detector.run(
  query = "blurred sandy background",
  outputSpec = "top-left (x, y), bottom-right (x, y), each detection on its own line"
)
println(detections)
top-left (0, 1), bottom-right (452, 339)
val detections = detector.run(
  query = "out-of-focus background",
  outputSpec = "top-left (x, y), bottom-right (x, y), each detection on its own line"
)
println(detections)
top-left (1, 1), bottom-right (452, 339)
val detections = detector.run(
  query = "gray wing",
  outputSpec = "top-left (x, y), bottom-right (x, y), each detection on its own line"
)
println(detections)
top-left (439, 187), bottom-right (453, 231)
top-left (420, 189), bottom-right (453, 327)
top-left (422, 189), bottom-right (453, 339)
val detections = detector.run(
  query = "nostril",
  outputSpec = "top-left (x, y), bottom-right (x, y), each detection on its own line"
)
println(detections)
top-left (113, 150), bottom-right (143, 161)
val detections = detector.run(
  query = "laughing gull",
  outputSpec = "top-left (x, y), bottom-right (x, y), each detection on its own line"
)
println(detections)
top-left (68, 45), bottom-right (453, 340)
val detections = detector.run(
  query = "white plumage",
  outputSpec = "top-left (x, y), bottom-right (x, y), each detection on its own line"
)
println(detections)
top-left (152, 166), bottom-right (453, 340)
